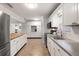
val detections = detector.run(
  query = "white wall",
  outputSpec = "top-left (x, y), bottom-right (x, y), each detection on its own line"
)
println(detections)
top-left (41, 16), bottom-right (49, 44)
top-left (26, 20), bottom-right (41, 37)
top-left (21, 23), bottom-right (27, 33)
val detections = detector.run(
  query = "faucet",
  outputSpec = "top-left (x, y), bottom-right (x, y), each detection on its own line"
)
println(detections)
top-left (56, 28), bottom-right (63, 39)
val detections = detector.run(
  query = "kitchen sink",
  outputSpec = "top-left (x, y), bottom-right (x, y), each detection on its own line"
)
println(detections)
top-left (52, 35), bottom-right (64, 40)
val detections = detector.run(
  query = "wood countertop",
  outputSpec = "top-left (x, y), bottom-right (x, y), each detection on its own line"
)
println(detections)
top-left (10, 32), bottom-right (25, 40)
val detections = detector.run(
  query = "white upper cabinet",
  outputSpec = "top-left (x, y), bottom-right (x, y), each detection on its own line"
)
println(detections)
top-left (63, 3), bottom-right (79, 25)
top-left (55, 4), bottom-right (63, 27)
top-left (73, 3), bottom-right (79, 24)
top-left (63, 3), bottom-right (75, 25)
top-left (77, 3), bottom-right (79, 23)
top-left (49, 3), bottom-right (79, 26)
top-left (52, 12), bottom-right (59, 27)
top-left (49, 4), bottom-right (63, 27)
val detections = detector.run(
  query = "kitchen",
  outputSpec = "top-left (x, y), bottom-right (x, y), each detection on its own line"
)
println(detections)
top-left (0, 3), bottom-right (79, 56)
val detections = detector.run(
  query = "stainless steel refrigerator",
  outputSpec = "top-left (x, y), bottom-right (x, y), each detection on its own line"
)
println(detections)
top-left (0, 11), bottom-right (10, 56)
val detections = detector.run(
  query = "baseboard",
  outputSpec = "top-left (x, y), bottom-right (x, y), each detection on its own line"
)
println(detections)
top-left (27, 37), bottom-right (42, 39)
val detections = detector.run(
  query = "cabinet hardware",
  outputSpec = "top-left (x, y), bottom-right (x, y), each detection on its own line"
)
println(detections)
top-left (58, 49), bottom-right (60, 51)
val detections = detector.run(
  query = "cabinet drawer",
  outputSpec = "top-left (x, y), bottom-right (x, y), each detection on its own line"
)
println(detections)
top-left (54, 43), bottom-right (69, 56)
top-left (59, 48), bottom-right (69, 56)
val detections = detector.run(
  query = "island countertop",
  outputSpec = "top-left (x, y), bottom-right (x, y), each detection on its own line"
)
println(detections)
top-left (10, 32), bottom-right (25, 40)
top-left (47, 34), bottom-right (79, 56)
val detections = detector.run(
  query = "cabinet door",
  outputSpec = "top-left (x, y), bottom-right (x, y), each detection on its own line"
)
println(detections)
top-left (52, 14), bottom-right (59, 27)
top-left (23, 34), bottom-right (27, 43)
top-left (47, 38), bottom-right (51, 54)
top-left (57, 5), bottom-right (63, 27)
top-left (47, 38), bottom-right (56, 56)
top-left (54, 43), bottom-right (61, 56)
top-left (54, 43), bottom-right (69, 56)
top-left (20, 34), bottom-right (27, 46)
top-left (10, 39), bottom-right (17, 56)
top-left (51, 4), bottom-right (63, 27)
top-left (10, 24), bottom-right (15, 34)
top-left (77, 3), bottom-right (79, 23)
top-left (63, 3), bottom-right (75, 25)
top-left (60, 49), bottom-right (69, 56)
top-left (50, 40), bottom-right (56, 56)
top-left (16, 37), bottom-right (21, 52)
top-left (16, 36), bottom-right (25, 52)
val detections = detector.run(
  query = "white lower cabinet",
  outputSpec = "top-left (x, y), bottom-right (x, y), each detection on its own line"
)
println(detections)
top-left (55, 44), bottom-right (69, 56)
top-left (47, 37), bottom-right (69, 56)
top-left (47, 37), bottom-right (55, 56)
top-left (10, 39), bottom-right (17, 56)
top-left (10, 34), bottom-right (27, 56)
top-left (47, 38), bottom-right (52, 55)
top-left (54, 42), bottom-right (69, 56)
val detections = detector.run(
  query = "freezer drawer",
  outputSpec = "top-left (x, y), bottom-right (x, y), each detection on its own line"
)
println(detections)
top-left (0, 43), bottom-right (10, 56)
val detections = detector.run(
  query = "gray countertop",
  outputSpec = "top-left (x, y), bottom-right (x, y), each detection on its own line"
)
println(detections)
top-left (47, 34), bottom-right (79, 56)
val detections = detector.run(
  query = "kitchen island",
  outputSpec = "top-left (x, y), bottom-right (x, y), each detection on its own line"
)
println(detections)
top-left (10, 32), bottom-right (27, 56)
top-left (10, 32), bottom-right (25, 40)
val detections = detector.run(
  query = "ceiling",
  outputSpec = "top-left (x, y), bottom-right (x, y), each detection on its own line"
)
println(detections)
top-left (2, 3), bottom-right (60, 20)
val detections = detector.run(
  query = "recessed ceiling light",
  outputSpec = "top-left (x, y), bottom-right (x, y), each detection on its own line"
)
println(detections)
top-left (25, 3), bottom-right (38, 9)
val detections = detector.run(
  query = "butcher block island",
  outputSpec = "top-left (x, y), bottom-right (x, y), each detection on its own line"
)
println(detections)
top-left (10, 32), bottom-right (27, 56)
top-left (10, 32), bottom-right (25, 40)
